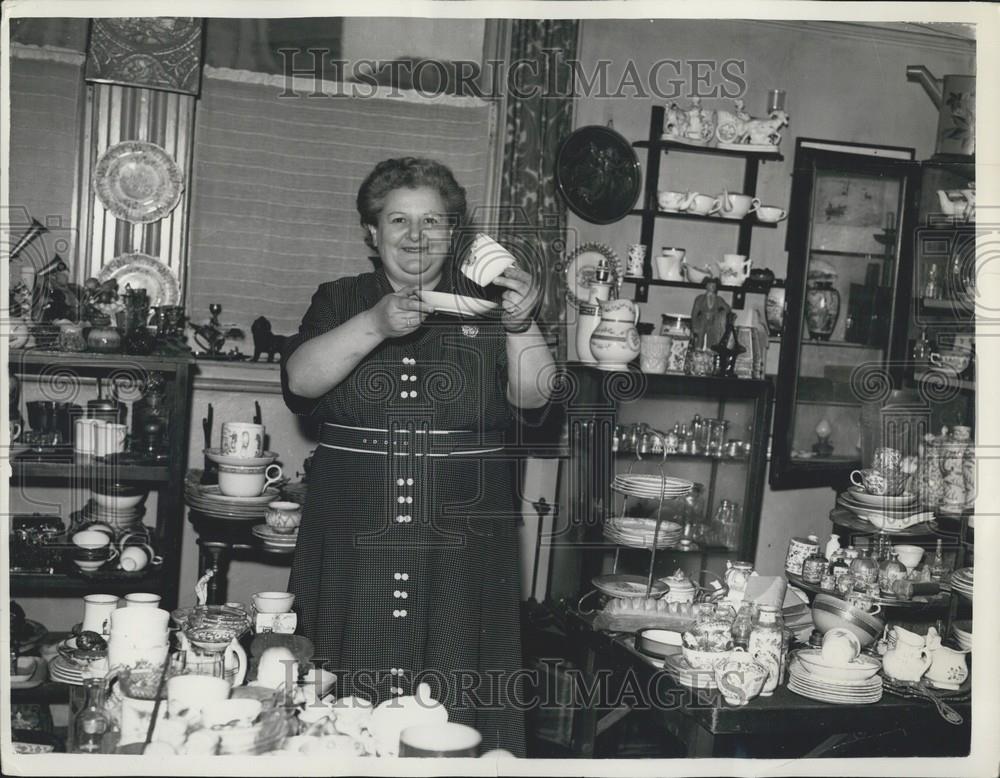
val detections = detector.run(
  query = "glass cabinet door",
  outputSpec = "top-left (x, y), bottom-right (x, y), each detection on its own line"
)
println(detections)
top-left (770, 142), bottom-right (920, 489)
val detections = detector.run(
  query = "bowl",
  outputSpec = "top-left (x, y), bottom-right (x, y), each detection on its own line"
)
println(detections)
top-left (811, 593), bottom-right (885, 647)
top-left (682, 646), bottom-right (729, 671)
top-left (72, 529), bottom-right (111, 550)
top-left (264, 502), bottom-right (301, 535)
top-left (91, 490), bottom-right (146, 510)
top-left (252, 591), bottom-right (295, 614)
top-left (893, 544), bottom-right (925, 572)
top-left (684, 265), bottom-right (713, 284)
top-left (636, 628), bottom-right (683, 659)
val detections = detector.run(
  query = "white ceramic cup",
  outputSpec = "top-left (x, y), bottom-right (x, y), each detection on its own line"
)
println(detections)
top-left (74, 418), bottom-right (100, 455)
top-left (654, 248), bottom-right (686, 281)
top-left (167, 675), bottom-right (232, 719)
top-left (756, 205), bottom-right (787, 223)
top-left (657, 190), bottom-right (689, 212)
top-left (124, 592), bottom-right (162, 608)
top-left (264, 501), bottom-right (301, 534)
top-left (220, 422), bottom-right (265, 458)
top-left (73, 529), bottom-right (112, 550)
top-left (81, 593), bottom-right (120, 636)
top-left (119, 545), bottom-right (162, 572)
top-left (687, 194), bottom-right (721, 216)
top-left (94, 421), bottom-right (127, 457)
top-left (821, 628), bottom-right (862, 666)
top-left (109, 606), bottom-right (171, 646)
top-left (719, 193), bottom-right (760, 219)
top-left (217, 462), bottom-right (283, 498)
top-left (400, 722), bottom-right (482, 758)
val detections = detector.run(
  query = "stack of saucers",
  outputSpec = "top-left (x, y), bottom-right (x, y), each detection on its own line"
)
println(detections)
top-left (612, 473), bottom-right (693, 500)
top-left (185, 472), bottom-right (278, 521)
top-left (787, 649), bottom-right (882, 704)
top-left (251, 524), bottom-right (298, 553)
top-left (604, 516), bottom-right (683, 549)
top-left (81, 499), bottom-right (145, 532)
top-left (952, 620), bottom-right (972, 651)
top-left (949, 567), bottom-right (973, 601)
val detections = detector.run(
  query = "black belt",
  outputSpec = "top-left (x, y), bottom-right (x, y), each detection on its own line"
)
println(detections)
top-left (318, 423), bottom-right (505, 457)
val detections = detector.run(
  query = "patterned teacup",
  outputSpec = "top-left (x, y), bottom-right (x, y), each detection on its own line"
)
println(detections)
top-left (872, 447), bottom-right (902, 472)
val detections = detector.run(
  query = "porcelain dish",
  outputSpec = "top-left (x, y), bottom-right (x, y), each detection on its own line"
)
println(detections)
top-left (93, 140), bottom-right (183, 224)
top-left (418, 291), bottom-right (497, 318)
top-left (98, 253), bottom-right (180, 307)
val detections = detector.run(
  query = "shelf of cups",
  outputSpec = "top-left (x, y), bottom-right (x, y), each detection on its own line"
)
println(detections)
top-left (627, 208), bottom-right (779, 227)
top-left (632, 139), bottom-right (784, 161)
top-left (9, 568), bottom-right (165, 597)
top-left (9, 451), bottom-right (170, 483)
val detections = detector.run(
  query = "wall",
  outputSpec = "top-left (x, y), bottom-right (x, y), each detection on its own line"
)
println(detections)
top-left (566, 19), bottom-right (974, 575)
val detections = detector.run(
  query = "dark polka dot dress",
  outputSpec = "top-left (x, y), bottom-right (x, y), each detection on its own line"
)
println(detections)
top-left (280, 265), bottom-right (526, 756)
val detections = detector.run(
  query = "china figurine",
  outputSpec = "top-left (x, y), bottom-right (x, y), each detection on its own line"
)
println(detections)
top-left (691, 277), bottom-right (731, 351)
top-left (680, 97), bottom-right (716, 145)
top-left (712, 311), bottom-right (744, 377)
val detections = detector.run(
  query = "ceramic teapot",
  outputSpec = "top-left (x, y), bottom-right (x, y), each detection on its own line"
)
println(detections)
top-left (589, 299), bottom-right (640, 371)
top-left (717, 254), bottom-right (752, 285)
top-left (924, 627), bottom-right (969, 690)
top-left (877, 625), bottom-right (932, 683)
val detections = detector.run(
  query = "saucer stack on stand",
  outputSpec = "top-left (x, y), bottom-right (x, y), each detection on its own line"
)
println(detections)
top-left (251, 524), bottom-right (298, 553)
top-left (787, 649), bottom-right (883, 704)
top-left (606, 474), bottom-right (691, 548)
top-left (836, 488), bottom-right (933, 533)
top-left (185, 448), bottom-right (281, 521)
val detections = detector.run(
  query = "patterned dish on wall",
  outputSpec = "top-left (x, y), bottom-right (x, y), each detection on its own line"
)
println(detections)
top-left (555, 125), bottom-right (642, 225)
top-left (94, 140), bottom-right (184, 223)
top-left (98, 253), bottom-right (180, 307)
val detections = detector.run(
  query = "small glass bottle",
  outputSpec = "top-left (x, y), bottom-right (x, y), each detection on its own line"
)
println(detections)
top-left (924, 264), bottom-right (939, 299)
top-left (850, 546), bottom-right (880, 587)
top-left (749, 605), bottom-right (784, 696)
top-left (929, 539), bottom-right (950, 581)
top-left (73, 678), bottom-right (110, 753)
top-left (912, 328), bottom-right (932, 363)
top-left (731, 602), bottom-right (756, 649)
top-left (830, 550), bottom-right (851, 581)
top-left (801, 549), bottom-right (828, 585)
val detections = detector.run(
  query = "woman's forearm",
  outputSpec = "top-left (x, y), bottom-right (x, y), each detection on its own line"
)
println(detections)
top-left (285, 309), bottom-right (385, 399)
top-left (505, 322), bottom-right (556, 408)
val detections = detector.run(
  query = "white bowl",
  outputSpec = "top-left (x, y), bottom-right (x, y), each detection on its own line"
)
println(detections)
top-left (893, 544), bottom-right (925, 571)
top-left (794, 648), bottom-right (881, 680)
top-left (91, 491), bottom-right (145, 510)
top-left (682, 646), bottom-right (729, 670)
top-left (252, 591), bottom-right (295, 614)
top-left (72, 530), bottom-right (111, 549)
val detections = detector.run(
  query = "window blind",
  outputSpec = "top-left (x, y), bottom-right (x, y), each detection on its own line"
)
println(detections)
top-left (187, 69), bottom-right (495, 339)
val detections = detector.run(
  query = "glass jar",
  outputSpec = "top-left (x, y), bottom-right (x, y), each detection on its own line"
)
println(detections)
top-left (878, 551), bottom-right (907, 591)
top-left (850, 547), bottom-right (880, 587)
top-left (801, 550), bottom-right (828, 585)
top-left (713, 500), bottom-right (742, 551)
top-left (57, 322), bottom-right (87, 352)
top-left (682, 483), bottom-right (707, 541)
top-left (72, 678), bottom-right (110, 753)
top-left (86, 323), bottom-right (122, 353)
top-left (730, 602), bottom-right (757, 649)
top-left (830, 550), bottom-right (851, 581)
top-left (749, 605), bottom-right (784, 696)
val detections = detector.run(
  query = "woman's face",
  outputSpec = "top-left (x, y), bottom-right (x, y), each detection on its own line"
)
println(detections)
top-left (369, 186), bottom-right (452, 289)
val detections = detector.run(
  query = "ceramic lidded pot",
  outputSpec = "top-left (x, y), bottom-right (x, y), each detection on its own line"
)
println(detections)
top-left (589, 299), bottom-right (640, 371)
top-left (660, 569), bottom-right (697, 604)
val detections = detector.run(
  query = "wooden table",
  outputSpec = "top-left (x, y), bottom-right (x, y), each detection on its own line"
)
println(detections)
top-left (561, 606), bottom-right (971, 758)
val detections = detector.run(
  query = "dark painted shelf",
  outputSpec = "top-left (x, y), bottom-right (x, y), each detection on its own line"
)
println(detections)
top-left (9, 348), bottom-right (190, 373)
top-left (9, 451), bottom-right (170, 482)
top-left (627, 208), bottom-right (779, 227)
top-left (10, 569), bottom-right (164, 597)
top-left (633, 139), bottom-right (783, 161)
top-left (621, 277), bottom-right (771, 295)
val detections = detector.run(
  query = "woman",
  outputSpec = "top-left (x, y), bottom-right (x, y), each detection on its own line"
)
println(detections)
top-left (281, 157), bottom-right (554, 756)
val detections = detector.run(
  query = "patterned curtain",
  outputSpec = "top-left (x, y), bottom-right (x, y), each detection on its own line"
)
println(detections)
top-left (498, 20), bottom-right (578, 358)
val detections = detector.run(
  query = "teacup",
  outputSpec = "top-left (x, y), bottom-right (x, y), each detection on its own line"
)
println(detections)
top-left (654, 248), bottom-right (686, 281)
top-left (221, 422), bottom-right (265, 459)
top-left (821, 628), bottom-right (861, 666)
top-left (657, 190), bottom-right (689, 212)
top-left (167, 675), bottom-right (232, 719)
top-left (687, 194), bottom-right (721, 217)
top-left (73, 529), bottom-right (113, 551)
top-left (218, 462), bottom-right (283, 498)
top-left (626, 244), bottom-right (647, 277)
top-left (125, 592), bottom-right (162, 608)
top-left (930, 350), bottom-right (970, 373)
top-left (684, 264), bottom-right (713, 284)
top-left (265, 501), bottom-right (302, 534)
top-left (756, 205), bottom-right (787, 223)
top-left (718, 192), bottom-right (760, 220)
top-left (400, 722), bottom-right (482, 758)
top-left (119, 544), bottom-right (162, 573)
top-left (893, 544), bottom-right (925, 572)
top-left (850, 468), bottom-right (906, 496)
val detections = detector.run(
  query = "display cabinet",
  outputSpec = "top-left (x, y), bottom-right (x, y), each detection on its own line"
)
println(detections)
top-left (561, 362), bottom-right (773, 598)
top-left (8, 349), bottom-right (193, 610)
top-left (770, 140), bottom-right (921, 489)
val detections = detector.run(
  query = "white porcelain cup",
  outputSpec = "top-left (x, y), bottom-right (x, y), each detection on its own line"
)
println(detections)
top-left (94, 421), bottom-right (127, 457)
top-left (167, 675), bottom-right (231, 719)
top-left (821, 628), bottom-right (862, 666)
top-left (687, 194), bottom-right (721, 216)
top-left (81, 593), bottom-right (120, 636)
top-left (217, 462), bottom-right (283, 497)
top-left (657, 190), bottom-right (689, 212)
top-left (654, 248), bottom-right (686, 281)
top-left (220, 422), bottom-right (265, 458)
top-left (74, 418), bottom-right (100, 455)
top-left (109, 606), bottom-right (170, 647)
top-left (756, 205), bottom-right (787, 223)
top-left (73, 529), bottom-right (112, 550)
top-left (719, 193), bottom-right (760, 219)
top-left (124, 592), bottom-right (162, 608)
top-left (119, 545), bottom-right (162, 572)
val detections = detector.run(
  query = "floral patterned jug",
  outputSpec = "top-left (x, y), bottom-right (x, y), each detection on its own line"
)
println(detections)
top-left (589, 299), bottom-right (640, 371)
top-left (878, 625), bottom-right (932, 683)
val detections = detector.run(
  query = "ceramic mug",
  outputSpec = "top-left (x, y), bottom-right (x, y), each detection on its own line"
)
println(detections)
top-left (654, 248), bottom-right (686, 281)
top-left (872, 447), bottom-right (902, 472)
top-left (687, 194), bottom-right (721, 217)
top-left (626, 244), bottom-right (647, 277)
top-left (119, 544), bottom-right (162, 573)
top-left (81, 593), bottom-right (120, 636)
top-left (74, 418), bottom-right (100, 455)
top-left (220, 422), bottom-right (265, 458)
top-left (217, 462), bottom-right (283, 498)
top-left (124, 592), bottom-right (162, 608)
top-left (784, 535), bottom-right (820, 576)
top-left (756, 205), bottom-right (787, 223)
top-left (719, 193), bottom-right (760, 220)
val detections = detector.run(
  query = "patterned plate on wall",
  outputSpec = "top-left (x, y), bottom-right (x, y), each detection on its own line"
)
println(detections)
top-left (93, 140), bottom-right (184, 223)
top-left (98, 253), bottom-right (180, 307)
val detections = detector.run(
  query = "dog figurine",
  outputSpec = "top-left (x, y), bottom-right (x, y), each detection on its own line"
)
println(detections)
top-left (251, 316), bottom-right (287, 363)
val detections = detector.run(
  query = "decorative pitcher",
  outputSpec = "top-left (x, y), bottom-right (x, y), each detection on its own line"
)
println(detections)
top-left (878, 625), bottom-right (932, 683)
top-left (724, 560), bottom-right (754, 598)
top-left (589, 299), bottom-right (640, 371)
top-left (575, 302), bottom-right (601, 364)
top-left (175, 631), bottom-right (247, 686)
top-left (924, 627), bottom-right (969, 690)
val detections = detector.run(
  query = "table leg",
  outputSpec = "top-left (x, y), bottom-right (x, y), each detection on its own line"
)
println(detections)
top-left (569, 645), bottom-right (599, 758)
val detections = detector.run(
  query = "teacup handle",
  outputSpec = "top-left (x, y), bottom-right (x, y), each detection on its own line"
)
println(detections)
top-left (11, 421), bottom-right (22, 441)
top-left (264, 463), bottom-right (284, 489)
top-left (107, 547), bottom-right (119, 563)
top-left (749, 198), bottom-right (761, 213)
top-left (118, 531), bottom-right (145, 553)
top-left (868, 604), bottom-right (882, 616)
top-left (850, 470), bottom-right (865, 488)
top-left (708, 198), bottom-right (722, 215)
top-left (929, 353), bottom-right (942, 366)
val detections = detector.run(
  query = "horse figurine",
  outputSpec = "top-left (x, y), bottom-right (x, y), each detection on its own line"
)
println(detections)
top-left (744, 110), bottom-right (789, 146)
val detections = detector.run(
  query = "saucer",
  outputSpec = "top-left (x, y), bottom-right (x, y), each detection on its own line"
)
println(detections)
top-left (193, 485), bottom-right (280, 505)
top-left (418, 290), bottom-right (498, 318)
top-left (204, 448), bottom-right (279, 468)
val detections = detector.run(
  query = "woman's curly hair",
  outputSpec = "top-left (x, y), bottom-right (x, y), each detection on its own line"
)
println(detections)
top-left (356, 157), bottom-right (468, 252)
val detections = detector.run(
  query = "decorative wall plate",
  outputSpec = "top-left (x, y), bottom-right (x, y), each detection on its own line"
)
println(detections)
top-left (555, 125), bottom-right (641, 224)
top-left (94, 140), bottom-right (184, 224)
top-left (98, 253), bottom-right (180, 307)
top-left (562, 242), bottom-right (622, 309)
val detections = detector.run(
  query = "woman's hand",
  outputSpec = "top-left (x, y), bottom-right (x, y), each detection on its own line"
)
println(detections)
top-left (493, 266), bottom-right (541, 333)
top-left (368, 286), bottom-right (435, 338)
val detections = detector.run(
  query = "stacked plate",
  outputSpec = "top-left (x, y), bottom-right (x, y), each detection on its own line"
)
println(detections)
top-left (949, 567), bottom-right (973, 601)
top-left (788, 652), bottom-right (883, 704)
top-left (80, 500), bottom-right (146, 532)
top-left (612, 473), bottom-right (693, 500)
top-left (185, 477), bottom-right (279, 521)
top-left (48, 655), bottom-right (85, 685)
top-left (604, 516), bottom-right (682, 549)
top-left (661, 653), bottom-right (718, 689)
top-left (836, 491), bottom-right (933, 532)
top-left (204, 447), bottom-right (280, 468)
top-left (252, 523), bottom-right (298, 553)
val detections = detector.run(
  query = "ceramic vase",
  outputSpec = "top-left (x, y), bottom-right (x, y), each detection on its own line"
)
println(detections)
top-left (879, 626), bottom-right (932, 683)
top-left (805, 281), bottom-right (840, 340)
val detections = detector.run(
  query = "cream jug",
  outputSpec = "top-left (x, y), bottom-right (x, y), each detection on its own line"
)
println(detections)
top-left (878, 625), bottom-right (932, 683)
top-left (717, 254), bottom-right (752, 285)
top-left (175, 631), bottom-right (248, 686)
top-left (589, 299), bottom-right (640, 371)
top-left (924, 627), bottom-right (969, 690)
top-left (718, 190), bottom-right (761, 220)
